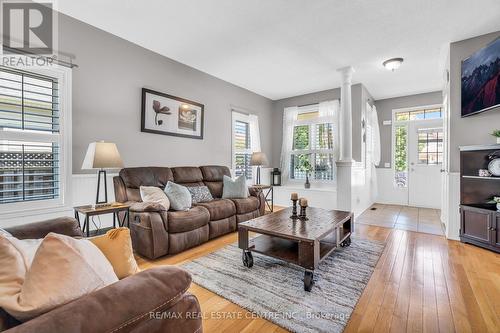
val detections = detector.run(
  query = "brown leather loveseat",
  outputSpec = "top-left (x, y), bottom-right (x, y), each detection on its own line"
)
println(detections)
top-left (113, 165), bottom-right (265, 259)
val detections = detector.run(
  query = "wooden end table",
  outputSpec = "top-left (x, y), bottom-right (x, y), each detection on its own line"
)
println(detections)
top-left (249, 184), bottom-right (274, 212)
top-left (238, 207), bottom-right (353, 291)
top-left (74, 203), bottom-right (130, 237)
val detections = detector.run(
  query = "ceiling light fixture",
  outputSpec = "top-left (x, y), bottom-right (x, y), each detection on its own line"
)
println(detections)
top-left (383, 58), bottom-right (404, 71)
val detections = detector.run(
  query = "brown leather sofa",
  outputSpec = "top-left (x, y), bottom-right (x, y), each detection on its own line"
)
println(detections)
top-left (1, 217), bottom-right (202, 333)
top-left (113, 165), bottom-right (265, 259)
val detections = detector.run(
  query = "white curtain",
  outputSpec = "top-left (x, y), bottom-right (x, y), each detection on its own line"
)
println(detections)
top-left (372, 105), bottom-right (381, 166)
top-left (280, 106), bottom-right (298, 183)
top-left (248, 114), bottom-right (261, 152)
top-left (319, 100), bottom-right (340, 160)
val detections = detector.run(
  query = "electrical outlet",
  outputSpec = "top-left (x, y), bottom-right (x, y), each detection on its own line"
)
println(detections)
top-left (384, 162), bottom-right (391, 168)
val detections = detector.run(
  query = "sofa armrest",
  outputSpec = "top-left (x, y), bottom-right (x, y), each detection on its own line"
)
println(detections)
top-left (6, 267), bottom-right (202, 333)
top-left (248, 187), bottom-right (266, 216)
top-left (5, 217), bottom-right (82, 240)
top-left (113, 176), bottom-right (128, 203)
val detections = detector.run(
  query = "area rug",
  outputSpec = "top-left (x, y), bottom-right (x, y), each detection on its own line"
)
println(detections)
top-left (181, 237), bottom-right (385, 333)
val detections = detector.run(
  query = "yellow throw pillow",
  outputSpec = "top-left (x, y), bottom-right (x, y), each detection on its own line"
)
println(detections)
top-left (89, 228), bottom-right (140, 279)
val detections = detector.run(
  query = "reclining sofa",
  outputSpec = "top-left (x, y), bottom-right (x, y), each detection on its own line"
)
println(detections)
top-left (113, 165), bottom-right (265, 259)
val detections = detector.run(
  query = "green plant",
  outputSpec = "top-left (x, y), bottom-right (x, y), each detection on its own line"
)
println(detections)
top-left (295, 155), bottom-right (312, 173)
top-left (488, 196), bottom-right (500, 204)
top-left (491, 130), bottom-right (500, 138)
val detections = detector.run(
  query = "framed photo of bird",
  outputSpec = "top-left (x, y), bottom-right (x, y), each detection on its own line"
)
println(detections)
top-left (141, 88), bottom-right (204, 139)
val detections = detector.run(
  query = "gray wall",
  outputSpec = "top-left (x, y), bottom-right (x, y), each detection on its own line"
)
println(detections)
top-left (449, 31), bottom-right (500, 172)
top-left (374, 91), bottom-right (443, 167)
top-left (270, 83), bottom-right (372, 167)
top-left (58, 14), bottom-right (274, 173)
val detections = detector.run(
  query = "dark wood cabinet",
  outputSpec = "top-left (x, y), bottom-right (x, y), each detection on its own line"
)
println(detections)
top-left (461, 206), bottom-right (492, 243)
top-left (459, 144), bottom-right (500, 253)
top-left (494, 214), bottom-right (500, 247)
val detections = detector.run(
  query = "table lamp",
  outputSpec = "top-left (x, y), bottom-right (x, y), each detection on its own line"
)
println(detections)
top-left (250, 152), bottom-right (268, 185)
top-left (82, 141), bottom-right (124, 205)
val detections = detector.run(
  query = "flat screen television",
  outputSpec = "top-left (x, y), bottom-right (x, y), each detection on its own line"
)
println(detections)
top-left (461, 37), bottom-right (500, 117)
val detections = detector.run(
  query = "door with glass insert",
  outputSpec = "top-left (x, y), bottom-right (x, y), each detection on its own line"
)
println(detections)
top-left (408, 119), bottom-right (443, 208)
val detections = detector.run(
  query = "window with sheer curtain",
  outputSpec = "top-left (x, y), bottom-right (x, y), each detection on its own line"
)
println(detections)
top-left (282, 101), bottom-right (339, 183)
top-left (231, 111), bottom-right (260, 180)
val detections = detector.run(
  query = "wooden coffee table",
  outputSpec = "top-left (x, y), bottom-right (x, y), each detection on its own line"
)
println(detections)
top-left (238, 207), bottom-right (353, 291)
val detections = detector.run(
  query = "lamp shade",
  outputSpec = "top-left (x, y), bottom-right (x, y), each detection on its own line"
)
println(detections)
top-left (250, 152), bottom-right (268, 166)
top-left (81, 141), bottom-right (124, 170)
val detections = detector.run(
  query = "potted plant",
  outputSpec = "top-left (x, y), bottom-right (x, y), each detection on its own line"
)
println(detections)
top-left (488, 196), bottom-right (500, 211)
top-left (295, 156), bottom-right (313, 189)
top-left (491, 130), bottom-right (500, 144)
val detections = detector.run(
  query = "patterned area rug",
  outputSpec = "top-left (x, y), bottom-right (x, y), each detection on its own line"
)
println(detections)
top-left (181, 237), bottom-right (385, 333)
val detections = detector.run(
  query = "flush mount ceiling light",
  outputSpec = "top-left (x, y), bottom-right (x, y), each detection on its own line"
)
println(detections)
top-left (383, 58), bottom-right (404, 71)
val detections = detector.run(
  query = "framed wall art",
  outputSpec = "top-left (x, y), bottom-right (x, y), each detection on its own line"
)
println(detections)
top-left (141, 88), bottom-right (204, 139)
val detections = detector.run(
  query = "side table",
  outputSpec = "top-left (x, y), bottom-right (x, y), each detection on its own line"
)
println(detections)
top-left (250, 185), bottom-right (274, 212)
top-left (74, 203), bottom-right (130, 237)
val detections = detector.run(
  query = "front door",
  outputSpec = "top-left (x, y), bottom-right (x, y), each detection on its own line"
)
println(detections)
top-left (408, 119), bottom-right (443, 208)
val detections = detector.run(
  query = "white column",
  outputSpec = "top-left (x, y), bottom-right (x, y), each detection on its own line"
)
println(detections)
top-left (337, 66), bottom-right (355, 162)
top-left (336, 66), bottom-right (354, 212)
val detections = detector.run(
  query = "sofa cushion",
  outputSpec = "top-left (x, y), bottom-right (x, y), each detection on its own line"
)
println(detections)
top-left (231, 196), bottom-right (260, 214)
top-left (200, 165), bottom-right (230, 182)
top-left (119, 167), bottom-right (173, 189)
top-left (167, 206), bottom-right (210, 233)
top-left (172, 167), bottom-right (203, 184)
top-left (195, 199), bottom-right (236, 221)
top-left (140, 186), bottom-right (170, 210)
top-left (222, 175), bottom-right (249, 199)
top-left (164, 181), bottom-right (192, 211)
top-left (187, 186), bottom-right (214, 204)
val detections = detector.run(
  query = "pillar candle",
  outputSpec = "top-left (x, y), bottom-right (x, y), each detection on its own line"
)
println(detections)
top-left (291, 192), bottom-right (298, 200)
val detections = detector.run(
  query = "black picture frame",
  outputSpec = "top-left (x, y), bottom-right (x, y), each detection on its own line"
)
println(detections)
top-left (141, 88), bottom-right (204, 139)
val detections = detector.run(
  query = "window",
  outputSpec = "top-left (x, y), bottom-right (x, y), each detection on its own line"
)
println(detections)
top-left (417, 128), bottom-right (443, 165)
top-left (289, 107), bottom-right (335, 181)
top-left (233, 119), bottom-right (252, 180)
top-left (394, 124), bottom-right (408, 188)
top-left (232, 111), bottom-right (260, 181)
top-left (0, 67), bottom-right (66, 206)
top-left (395, 107), bottom-right (442, 121)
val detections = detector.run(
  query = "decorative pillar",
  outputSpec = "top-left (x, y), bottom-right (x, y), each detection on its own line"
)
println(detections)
top-left (336, 66), bottom-right (355, 212)
top-left (337, 66), bottom-right (355, 162)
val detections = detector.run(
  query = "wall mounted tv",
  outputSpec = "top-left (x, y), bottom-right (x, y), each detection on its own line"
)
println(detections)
top-left (461, 37), bottom-right (500, 117)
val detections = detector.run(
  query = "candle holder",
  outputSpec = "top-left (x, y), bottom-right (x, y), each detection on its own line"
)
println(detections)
top-left (299, 205), bottom-right (308, 221)
top-left (290, 199), bottom-right (299, 219)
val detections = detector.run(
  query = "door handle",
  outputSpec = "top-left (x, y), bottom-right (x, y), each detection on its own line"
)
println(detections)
top-left (440, 169), bottom-right (445, 173)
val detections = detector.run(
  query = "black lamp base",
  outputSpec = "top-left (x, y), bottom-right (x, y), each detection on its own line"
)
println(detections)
top-left (96, 169), bottom-right (108, 204)
top-left (256, 166), bottom-right (261, 185)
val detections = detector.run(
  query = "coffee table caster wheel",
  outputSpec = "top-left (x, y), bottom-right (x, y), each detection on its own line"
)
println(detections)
top-left (242, 251), bottom-right (253, 268)
top-left (304, 271), bottom-right (314, 292)
top-left (341, 237), bottom-right (351, 247)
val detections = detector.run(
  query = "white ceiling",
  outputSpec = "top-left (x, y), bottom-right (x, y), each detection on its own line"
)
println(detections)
top-left (58, 0), bottom-right (500, 100)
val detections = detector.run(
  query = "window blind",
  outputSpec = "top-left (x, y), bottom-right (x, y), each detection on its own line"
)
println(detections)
top-left (233, 120), bottom-right (252, 180)
top-left (0, 68), bottom-right (60, 204)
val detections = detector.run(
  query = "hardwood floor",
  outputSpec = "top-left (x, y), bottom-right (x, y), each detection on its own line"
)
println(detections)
top-left (136, 209), bottom-right (500, 333)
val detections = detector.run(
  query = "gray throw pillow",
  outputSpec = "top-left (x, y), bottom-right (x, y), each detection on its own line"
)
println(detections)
top-left (222, 175), bottom-right (249, 199)
top-left (164, 181), bottom-right (192, 211)
top-left (187, 186), bottom-right (214, 203)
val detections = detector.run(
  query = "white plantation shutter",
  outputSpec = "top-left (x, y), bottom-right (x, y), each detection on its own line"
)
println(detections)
top-left (0, 67), bottom-right (60, 204)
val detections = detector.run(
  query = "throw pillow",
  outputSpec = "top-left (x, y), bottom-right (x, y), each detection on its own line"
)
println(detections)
top-left (140, 186), bottom-right (170, 210)
top-left (187, 186), bottom-right (214, 203)
top-left (164, 181), bottom-right (192, 211)
top-left (89, 227), bottom-right (140, 279)
top-left (222, 175), bottom-right (249, 199)
top-left (0, 233), bottom-right (118, 322)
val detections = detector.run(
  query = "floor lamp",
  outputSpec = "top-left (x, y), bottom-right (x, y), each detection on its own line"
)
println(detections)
top-left (82, 141), bottom-right (124, 205)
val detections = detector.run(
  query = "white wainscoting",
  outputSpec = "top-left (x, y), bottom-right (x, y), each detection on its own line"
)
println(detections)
top-left (444, 172), bottom-right (460, 240)
top-left (0, 173), bottom-right (118, 230)
top-left (273, 186), bottom-right (338, 211)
